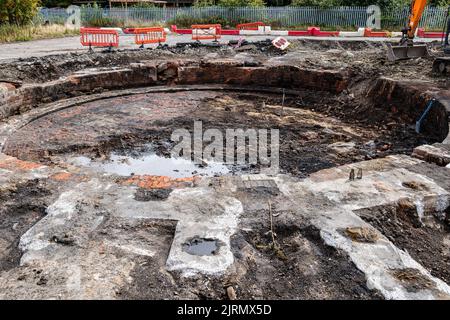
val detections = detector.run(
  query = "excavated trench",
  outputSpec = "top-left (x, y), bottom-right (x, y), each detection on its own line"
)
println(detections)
top-left (0, 51), bottom-right (450, 299)
top-left (1, 54), bottom-right (448, 177)
top-left (0, 84), bottom-right (444, 178)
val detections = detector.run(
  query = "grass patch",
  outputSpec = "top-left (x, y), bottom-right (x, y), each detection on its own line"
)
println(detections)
top-left (83, 17), bottom-right (164, 29)
top-left (167, 15), bottom-right (249, 29)
top-left (0, 24), bottom-right (80, 43)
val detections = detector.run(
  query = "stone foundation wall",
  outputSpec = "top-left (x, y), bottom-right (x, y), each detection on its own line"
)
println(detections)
top-left (1, 59), bottom-right (448, 143)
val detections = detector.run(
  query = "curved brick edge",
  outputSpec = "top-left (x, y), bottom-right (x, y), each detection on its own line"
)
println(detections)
top-left (0, 60), bottom-right (349, 121)
top-left (0, 84), bottom-right (303, 152)
top-left (1, 59), bottom-right (448, 154)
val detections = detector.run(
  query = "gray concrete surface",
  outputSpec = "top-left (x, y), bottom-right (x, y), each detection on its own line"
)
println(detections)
top-left (0, 34), bottom-right (436, 62)
top-left (2, 153), bottom-right (450, 299)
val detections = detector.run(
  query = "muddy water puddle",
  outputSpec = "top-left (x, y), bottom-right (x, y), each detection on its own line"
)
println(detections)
top-left (67, 149), bottom-right (231, 178)
top-left (182, 237), bottom-right (221, 256)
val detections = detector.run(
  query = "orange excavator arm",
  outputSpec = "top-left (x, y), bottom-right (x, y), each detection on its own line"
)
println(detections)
top-left (388, 0), bottom-right (430, 60)
top-left (404, 0), bottom-right (429, 42)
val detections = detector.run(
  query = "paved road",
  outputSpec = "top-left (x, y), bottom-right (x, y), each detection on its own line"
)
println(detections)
top-left (0, 33), bottom-right (436, 62)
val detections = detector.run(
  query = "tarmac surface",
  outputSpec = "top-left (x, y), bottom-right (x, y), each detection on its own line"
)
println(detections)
top-left (0, 33), bottom-right (437, 61)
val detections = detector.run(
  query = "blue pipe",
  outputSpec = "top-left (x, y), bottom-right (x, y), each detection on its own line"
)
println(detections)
top-left (415, 99), bottom-right (436, 134)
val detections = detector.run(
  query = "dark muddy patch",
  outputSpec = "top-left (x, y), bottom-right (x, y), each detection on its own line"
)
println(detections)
top-left (134, 188), bottom-right (173, 202)
top-left (117, 220), bottom-right (230, 300)
top-left (4, 91), bottom-right (434, 179)
top-left (356, 203), bottom-right (450, 285)
top-left (390, 268), bottom-right (436, 293)
top-left (237, 179), bottom-right (280, 196)
top-left (0, 179), bottom-right (50, 271)
top-left (231, 219), bottom-right (383, 299)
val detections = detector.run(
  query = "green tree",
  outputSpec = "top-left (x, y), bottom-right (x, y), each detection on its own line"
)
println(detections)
top-left (195, 0), bottom-right (266, 7)
top-left (291, 0), bottom-right (339, 7)
top-left (291, 0), bottom-right (449, 9)
top-left (40, 0), bottom-right (71, 7)
top-left (218, 0), bottom-right (266, 7)
top-left (194, 0), bottom-right (217, 7)
top-left (0, 0), bottom-right (41, 25)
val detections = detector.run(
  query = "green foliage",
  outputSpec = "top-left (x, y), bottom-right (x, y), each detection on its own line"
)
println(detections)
top-left (194, 0), bottom-right (217, 7)
top-left (0, 0), bottom-right (41, 25)
top-left (0, 23), bottom-right (78, 42)
top-left (40, 0), bottom-right (71, 7)
top-left (218, 0), bottom-right (266, 7)
top-left (195, 0), bottom-right (266, 7)
top-left (291, 0), bottom-right (339, 8)
top-left (167, 14), bottom-right (231, 28)
top-left (131, 2), bottom-right (157, 8)
top-left (291, 0), bottom-right (450, 9)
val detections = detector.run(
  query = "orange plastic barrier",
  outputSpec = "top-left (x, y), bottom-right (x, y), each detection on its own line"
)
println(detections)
top-left (364, 28), bottom-right (389, 37)
top-left (192, 24), bottom-right (222, 41)
top-left (80, 28), bottom-right (119, 51)
top-left (417, 28), bottom-right (445, 38)
top-left (237, 22), bottom-right (265, 30)
top-left (134, 27), bottom-right (166, 48)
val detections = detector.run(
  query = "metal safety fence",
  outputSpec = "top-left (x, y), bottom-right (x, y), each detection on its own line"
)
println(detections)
top-left (36, 6), bottom-right (449, 31)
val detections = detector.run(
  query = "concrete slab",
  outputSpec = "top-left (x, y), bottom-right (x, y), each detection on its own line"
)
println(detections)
top-left (0, 154), bottom-right (448, 299)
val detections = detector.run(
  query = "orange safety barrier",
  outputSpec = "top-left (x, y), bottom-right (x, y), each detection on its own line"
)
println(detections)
top-left (237, 22), bottom-right (265, 30)
top-left (80, 28), bottom-right (119, 51)
top-left (192, 24), bottom-right (222, 42)
top-left (134, 27), bottom-right (166, 48)
top-left (364, 28), bottom-right (389, 38)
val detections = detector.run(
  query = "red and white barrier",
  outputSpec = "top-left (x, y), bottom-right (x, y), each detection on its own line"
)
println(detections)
top-left (364, 28), bottom-right (389, 37)
top-left (133, 27), bottom-right (166, 48)
top-left (170, 25), bottom-right (192, 35)
top-left (287, 30), bottom-right (309, 36)
top-left (240, 26), bottom-right (271, 35)
top-left (79, 24), bottom-right (445, 52)
top-left (80, 28), bottom-right (119, 51)
top-left (192, 24), bottom-right (222, 41)
top-left (308, 27), bottom-right (339, 37)
top-left (417, 28), bottom-right (445, 38)
top-left (171, 24), bottom-right (400, 38)
top-left (237, 22), bottom-right (265, 31)
top-left (339, 28), bottom-right (365, 37)
top-left (86, 24), bottom-right (443, 41)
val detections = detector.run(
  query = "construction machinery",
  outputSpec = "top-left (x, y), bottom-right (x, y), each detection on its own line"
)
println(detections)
top-left (388, 1), bottom-right (450, 73)
top-left (432, 12), bottom-right (450, 75)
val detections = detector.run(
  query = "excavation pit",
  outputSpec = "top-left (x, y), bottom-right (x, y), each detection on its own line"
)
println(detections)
top-left (1, 88), bottom-right (438, 178)
top-left (0, 42), bottom-right (450, 300)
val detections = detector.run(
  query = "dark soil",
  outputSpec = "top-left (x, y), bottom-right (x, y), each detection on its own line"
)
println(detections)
top-left (0, 179), bottom-right (51, 271)
top-left (118, 217), bottom-right (383, 300)
top-left (356, 203), bottom-right (450, 285)
top-left (0, 39), bottom-right (447, 88)
top-left (0, 40), bottom-right (276, 84)
top-left (229, 222), bottom-right (383, 300)
top-left (3, 90), bottom-right (434, 178)
top-left (134, 188), bottom-right (173, 201)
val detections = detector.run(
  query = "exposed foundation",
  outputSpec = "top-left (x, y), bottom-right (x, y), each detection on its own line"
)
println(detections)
top-left (0, 41), bottom-right (449, 300)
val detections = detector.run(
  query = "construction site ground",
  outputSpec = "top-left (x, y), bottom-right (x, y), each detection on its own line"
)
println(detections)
top-left (0, 35), bottom-right (449, 300)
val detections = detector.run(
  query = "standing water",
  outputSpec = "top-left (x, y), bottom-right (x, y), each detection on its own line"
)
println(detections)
top-left (67, 150), bottom-right (230, 178)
